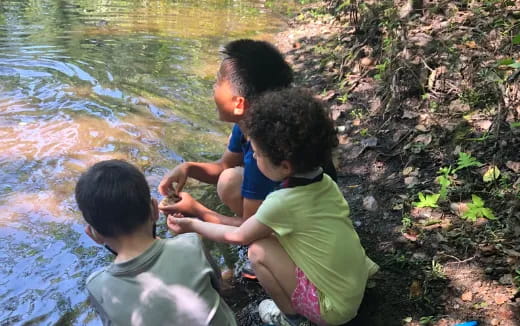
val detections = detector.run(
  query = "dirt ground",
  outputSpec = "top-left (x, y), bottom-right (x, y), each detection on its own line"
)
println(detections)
top-left (224, 2), bottom-right (520, 326)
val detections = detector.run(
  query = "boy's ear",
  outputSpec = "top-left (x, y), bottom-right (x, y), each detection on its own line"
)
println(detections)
top-left (151, 198), bottom-right (159, 223)
top-left (85, 225), bottom-right (105, 245)
top-left (232, 96), bottom-right (247, 116)
top-left (280, 160), bottom-right (293, 176)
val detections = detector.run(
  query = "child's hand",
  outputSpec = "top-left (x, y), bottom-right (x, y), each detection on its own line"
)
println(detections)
top-left (167, 214), bottom-right (194, 235)
top-left (159, 192), bottom-right (200, 216)
top-left (158, 164), bottom-right (188, 196)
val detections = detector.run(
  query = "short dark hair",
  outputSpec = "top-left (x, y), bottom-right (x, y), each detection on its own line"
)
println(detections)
top-left (242, 88), bottom-right (338, 173)
top-left (75, 160), bottom-right (152, 237)
top-left (219, 39), bottom-right (293, 99)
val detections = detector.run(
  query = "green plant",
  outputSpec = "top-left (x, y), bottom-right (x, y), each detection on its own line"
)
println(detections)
top-left (401, 215), bottom-right (412, 233)
top-left (430, 260), bottom-right (446, 280)
top-left (374, 58), bottom-right (390, 80)
top-left (514, 269), bottom-right (520, 287)
top-left (337, 93), bottom-right (349, 103)
top-left (453, 152), bottom-right (482, 173)
top-left (461, 195), bottom-right (496, 221)
top-left (436, 166), bottom-right (452, 200)
top-left (413, 193), bottom-right (440, 208)
top-left (419, 315), bottom-right (435, 325)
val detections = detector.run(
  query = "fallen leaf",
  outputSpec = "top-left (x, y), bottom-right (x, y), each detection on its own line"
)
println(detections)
top-left (409, 280), bottom-right (422, 298)
top-left (461, 291), bottom-right (473, 301)
top-left (415, 124), bottom-right (428, 132)
top-left (414, 133), bottom-right (432, 146)
top-left (465, 40), bottom-right (478, 48)
top-left (483, 166), bottom-right (500, 182)
top-left (506, 161), bottom-right (520, 173)
top-left (494, 293), bottom-right (510, 305)
top-left (403, 232), bottom-right (418, 241)
top-left (403, 166), bottom-right (414, 176)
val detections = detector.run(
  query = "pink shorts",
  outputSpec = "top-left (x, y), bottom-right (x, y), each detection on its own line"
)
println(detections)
top-left (290, 267), bottom-right (327, 326)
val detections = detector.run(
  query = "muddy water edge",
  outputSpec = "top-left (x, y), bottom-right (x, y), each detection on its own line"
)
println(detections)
top-left (0, 1), bottom-right (298, 324)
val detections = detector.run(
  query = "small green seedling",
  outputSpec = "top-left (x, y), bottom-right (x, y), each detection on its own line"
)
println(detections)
top-left (419, 315), bottom-right (435, 325)
top-left (401, 215), bottom-right (413, 233)
top-left (413, 192), bottom-right (440, 208)
top-left (462, 195), bottom-right (496, 221)
top-left (453, 152), bottom-right (482, 173)
top-left (436, 166), bottom-right (452, 200)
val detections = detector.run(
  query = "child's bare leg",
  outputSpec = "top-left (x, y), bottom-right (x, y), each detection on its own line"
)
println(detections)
top-left (217, 167), bottom-right (244, 216)
top-left (248, 237), bottom-right (298, 315)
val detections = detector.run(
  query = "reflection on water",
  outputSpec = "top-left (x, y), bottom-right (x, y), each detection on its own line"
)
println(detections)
top-left (0, 0), bottom-right (293, 324)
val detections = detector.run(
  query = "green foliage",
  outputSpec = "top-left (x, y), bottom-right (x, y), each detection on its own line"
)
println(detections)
top-left (513, 34), bottom-right (520, 45)
top-left (453, 152), bottom-right (482, 173)
top-left (337, 93), bottom-right (349, 103)
top-left (374, 58), bottom-right (390, 80)
top-left (514, 269), bottom-right (520, 287)
top-left (461, 195), bottom-right (496, 221)
top-left (436, 166), bottom-right (452, 199)
top-left (401, 215), bottom-right (413, 233)
top-left (419, 315), bottom-right (435, 325)
top-left (430, 260), bottom-right (446, 280)
top-left (413, 192), bottom-right (440, 208)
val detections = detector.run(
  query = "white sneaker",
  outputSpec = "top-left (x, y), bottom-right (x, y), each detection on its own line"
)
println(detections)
top-left (258, 299), bottom-right (310, 326)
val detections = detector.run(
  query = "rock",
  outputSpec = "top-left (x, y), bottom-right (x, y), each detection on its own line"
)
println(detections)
top-left (491, 318), bottom-right (499, 326)
top-left (361, 137), bottom-right (378, 148)
top-left (404, 176), bottom-right (419, 187)
top-left (363, 196), bottom-right (378, 212)
top-left (411, 252), bottom-right (428, 261)
top-left (499, 274), bottom-right (513, 285)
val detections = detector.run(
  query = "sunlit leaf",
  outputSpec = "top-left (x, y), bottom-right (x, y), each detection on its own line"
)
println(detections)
top-left (483, 166), bottom-right (500, 182)
top-left (498, 58), bottom-right (514, 65)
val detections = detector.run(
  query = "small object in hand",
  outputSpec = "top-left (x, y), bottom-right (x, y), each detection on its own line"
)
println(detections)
top-left (160, 189), bottom-right (181, 207)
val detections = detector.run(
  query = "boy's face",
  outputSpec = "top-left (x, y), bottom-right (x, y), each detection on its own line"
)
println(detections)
top-left (251, 140), bottom-right (292, 182)
top-left (213, 65), bottom-right (246, 123)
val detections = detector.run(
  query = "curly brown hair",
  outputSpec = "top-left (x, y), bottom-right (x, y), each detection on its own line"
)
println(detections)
top-left (241, 88), bottom-right (338, 173)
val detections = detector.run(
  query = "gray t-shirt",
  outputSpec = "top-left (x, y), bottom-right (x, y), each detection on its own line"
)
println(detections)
top-left (86, 233), bottom-right (237, 326)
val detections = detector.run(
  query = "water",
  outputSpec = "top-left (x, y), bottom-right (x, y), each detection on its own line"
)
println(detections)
top-left (0, 1), bottom-right (293, 324)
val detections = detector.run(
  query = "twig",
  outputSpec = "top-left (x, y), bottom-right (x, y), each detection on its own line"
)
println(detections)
top-left (440, 253), bottom-right (477, 265)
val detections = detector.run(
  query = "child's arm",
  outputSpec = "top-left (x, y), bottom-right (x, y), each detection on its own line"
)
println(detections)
top-left (158, 150), bottom-right (243, 195)
top-left (167, 213), bottom-right (272, 246)
top-left (160, 192), bottom-right (244, 226)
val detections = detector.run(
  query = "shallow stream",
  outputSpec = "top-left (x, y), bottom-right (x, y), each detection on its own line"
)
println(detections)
top-left (0, 1), bottom-right (292, 324)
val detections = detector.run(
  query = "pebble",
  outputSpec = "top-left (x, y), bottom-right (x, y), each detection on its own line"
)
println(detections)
top-left (362, 196), bottom-right (378, 212)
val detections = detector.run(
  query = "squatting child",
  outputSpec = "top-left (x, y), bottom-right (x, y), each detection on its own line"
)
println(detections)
top-left (158, 39), bottom-right (336, 225)
top-left (75, 160), bottom-right (237, 326)
top-left (167, 88), bottom-right (378, 326)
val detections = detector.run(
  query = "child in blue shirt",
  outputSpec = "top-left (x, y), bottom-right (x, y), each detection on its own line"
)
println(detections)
top-left (159, 39), bottom-right (336, 226)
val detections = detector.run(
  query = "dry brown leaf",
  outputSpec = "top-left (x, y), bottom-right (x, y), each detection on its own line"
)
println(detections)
top-left (465, 40), bottom-right (478, 49)
top-left (506, 161), bottom-right (520, 173)
top-left (409, 280), bottom-right (422, 298)
top-left (461, 291), bottom-right (473, 302)
top-left (494, 293), bottom-right (509, 305)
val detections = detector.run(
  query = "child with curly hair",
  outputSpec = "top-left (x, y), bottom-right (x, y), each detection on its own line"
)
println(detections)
top-left (167, 88), bottom-right (378, 326)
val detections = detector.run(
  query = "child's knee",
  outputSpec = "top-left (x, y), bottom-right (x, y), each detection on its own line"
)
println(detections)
top-left (247, 241), bottom-right (266, 265)
top-left (217, 167), bottom-right (243, 201)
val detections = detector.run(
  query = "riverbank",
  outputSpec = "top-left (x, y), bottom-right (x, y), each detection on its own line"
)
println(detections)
top-left (266, 1), bottom-right (519, 325)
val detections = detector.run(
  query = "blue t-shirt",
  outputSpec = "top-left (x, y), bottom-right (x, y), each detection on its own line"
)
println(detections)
top-left (227, 124), bottom-right (278, 200)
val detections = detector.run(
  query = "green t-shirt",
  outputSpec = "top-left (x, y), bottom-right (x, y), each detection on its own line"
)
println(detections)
top-left (86, 234), bottom-right (237, 326)
top-left (255, 175), bottom-right (378, 325)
